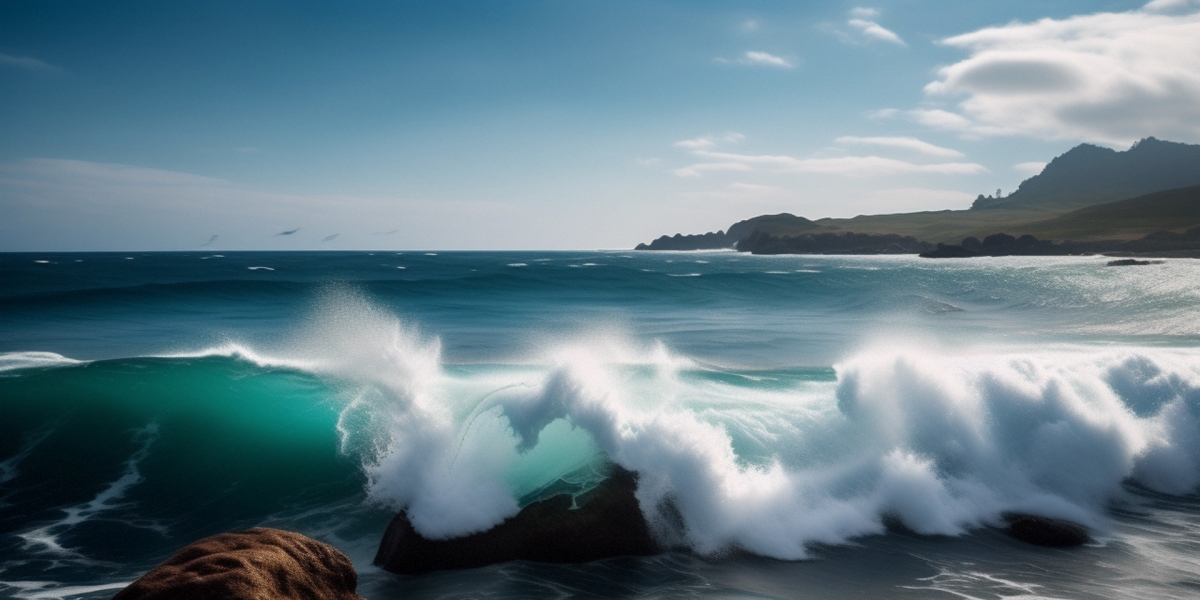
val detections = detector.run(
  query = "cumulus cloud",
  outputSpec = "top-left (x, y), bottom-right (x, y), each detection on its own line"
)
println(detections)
top-left (675, 149), bottom-right (986, 177)
top-left (717, 51), bottom-right (793, 68)
top-left (922, 4), bottom-right (1200, 144)
top-left (834, 136), bottom-right (965, 158)
top-left (0, 53), bottom-right (63, 73)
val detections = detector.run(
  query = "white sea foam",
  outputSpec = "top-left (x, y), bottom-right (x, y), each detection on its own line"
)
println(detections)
top-left (0, 580), bottom-right (132, 600)
top-left (0, 352), bottom-right (83, 373)
top-left (247, 266), bottom-right (274, 271)
top-left (0, 428), bottom-right (54, 485)
top-left (166, 292), bottom-right (1200, 559)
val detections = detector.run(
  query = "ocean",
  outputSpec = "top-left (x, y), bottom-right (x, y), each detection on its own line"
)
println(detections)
top-left (2, 250), bottom-right (1200, 600)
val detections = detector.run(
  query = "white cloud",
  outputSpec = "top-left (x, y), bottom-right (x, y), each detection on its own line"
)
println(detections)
top-left (834, 136), bottom-right (965, 158)
top-left (718, 51), bottom-right (793, 68)
top-left (907, 109), bottom-right (972, 130)
top-left (740, 19), bottom-right (760, 33)
top-left (922, 5), bottom-right (1200, 144)
top-left (0, 53), bottom-right (63, 74)
top-left (673, 133), bottom-right (745, 150)
top-left (672, 161), bottom-right (755, 178)
top-left (1013, 161), bottom-right (1048, 176)
top-left (848, 19), bottom-right (907, 46)
top-left (676, 149), bottom-right (986, 177)
top-left (849, 7), bottom-right (881, 19)
top-left (636, 157), bottom-right (662, 166)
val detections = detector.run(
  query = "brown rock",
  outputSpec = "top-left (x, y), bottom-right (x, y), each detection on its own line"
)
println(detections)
top-left (113, 527), bottom-right (363, 600)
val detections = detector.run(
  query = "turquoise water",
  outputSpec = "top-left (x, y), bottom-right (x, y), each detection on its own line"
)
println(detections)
top-left (2, 251), bottom-right (1200, 599)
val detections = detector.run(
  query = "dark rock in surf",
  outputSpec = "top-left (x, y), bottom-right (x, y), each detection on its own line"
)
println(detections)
top-left (374, 466), bottom-right (658, 574)
top-left (1106, 258), bottom-right (1162, 266)
top-left (919, 243), bottom-right (980, 258)
top-left (113, 527), bottom-right (363, 600)
top-left (1002, 513), bottom-right (1090, 548)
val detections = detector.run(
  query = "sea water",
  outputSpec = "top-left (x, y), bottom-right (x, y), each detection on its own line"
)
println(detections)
top-left (2, 251), bottom-right (1200, 599)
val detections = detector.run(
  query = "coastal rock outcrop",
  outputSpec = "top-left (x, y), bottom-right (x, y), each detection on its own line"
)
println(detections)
top-left (113, 528), bottom-right (363, 600)
top-left (1002, 514), bottom-right (1090, 548)
top-left (374, 466), bottom-right (658, 574)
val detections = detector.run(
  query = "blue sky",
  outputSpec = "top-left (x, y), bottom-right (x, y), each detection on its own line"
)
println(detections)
top-left (3, 0), bottom-right (1199, 250)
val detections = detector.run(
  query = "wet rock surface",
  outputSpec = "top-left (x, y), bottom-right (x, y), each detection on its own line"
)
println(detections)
top-left (113, 527), bottom-right (363, 600)
top-left (1002, 514), bottom-right (1090, 548)
top-left (375, 466), bottom-right (659, 574)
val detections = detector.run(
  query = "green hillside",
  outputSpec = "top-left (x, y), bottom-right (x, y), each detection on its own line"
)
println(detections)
top-left (1012, 185), bottom-right (1200, 241)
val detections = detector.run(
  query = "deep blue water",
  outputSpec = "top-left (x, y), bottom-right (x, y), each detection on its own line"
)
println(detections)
top-left (3, 251), bottom-right (1200, 599)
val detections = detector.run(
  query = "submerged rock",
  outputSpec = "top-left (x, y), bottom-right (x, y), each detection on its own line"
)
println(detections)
top-left (1002, 513), bottom-right (1090, 548)
top-left (374, 466), bottom-right (659, 574)
top-left (113, 528), bottom-right (363, 600)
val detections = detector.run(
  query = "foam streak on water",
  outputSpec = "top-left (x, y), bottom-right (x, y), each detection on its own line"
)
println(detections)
top-left (17, 423), bottom-right (161, 558)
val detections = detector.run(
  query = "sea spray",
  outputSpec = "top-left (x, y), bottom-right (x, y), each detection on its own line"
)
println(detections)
top-left (206, 290), bottom-right (1200, 560)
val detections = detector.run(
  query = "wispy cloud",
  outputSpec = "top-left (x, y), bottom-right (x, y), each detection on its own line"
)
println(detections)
top-left (831, 8), bottom-right (906, 46)
top-left (675, 149), bottom-right (986, 177)
top-left (848, 19), bottom-right (906, 45)
top-left (919, 3), bottom-right (1200, 144)
top-left (0, 53), bottom-right (63, 74)
top-left (739, 19), bottom-right (760, 33)
top-left (834, 136), bottom-right (965, 158)
top-left (0, 158), bottom-right (516, 251)
top-left (716, 51), bottom-right (793, 68)
top-left (849, 7), bottom-right (881, 19)
top-left (673, 133), bottom-right (745, 150)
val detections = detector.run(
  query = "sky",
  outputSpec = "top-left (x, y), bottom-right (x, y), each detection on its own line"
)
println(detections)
top-left (2, 0), bottom-right (1200, 251)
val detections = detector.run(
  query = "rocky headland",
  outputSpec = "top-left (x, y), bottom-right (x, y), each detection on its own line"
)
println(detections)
top-left (635, 139), bottom-right (1200, 257)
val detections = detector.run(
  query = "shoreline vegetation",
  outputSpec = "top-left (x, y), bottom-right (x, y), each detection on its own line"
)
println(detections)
top-left (635, 138), bottom-right (1200, 258)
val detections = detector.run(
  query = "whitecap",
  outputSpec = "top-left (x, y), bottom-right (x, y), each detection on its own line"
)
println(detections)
top-left (667, 273), bottom-right (701, 277)
top-left (507, 263), bottom-right (527, 267)
top-left (0, 352), bottom-right (83, 373)
top-left (247, 266), bottom-right (275, 271)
